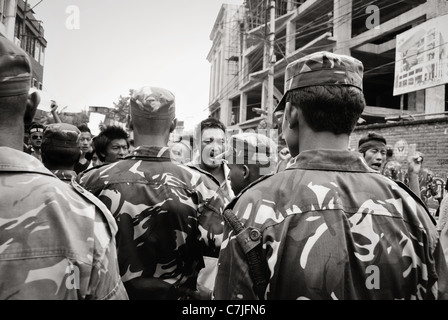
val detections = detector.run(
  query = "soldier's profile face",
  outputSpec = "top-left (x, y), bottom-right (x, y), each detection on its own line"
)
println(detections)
top-left (78, 132), bottom-right (92, 153)
top-left (227, 162), bottom-right (246, 195)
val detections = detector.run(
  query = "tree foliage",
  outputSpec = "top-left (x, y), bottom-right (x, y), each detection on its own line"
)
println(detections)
top-left (112, 94), bottom-right (131, 124)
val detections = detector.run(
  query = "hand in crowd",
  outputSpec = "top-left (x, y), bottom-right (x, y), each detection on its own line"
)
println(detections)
top-left (407, 152), bottom-right (423, 175)
top-left (279, 147), bottom-right (290, 161)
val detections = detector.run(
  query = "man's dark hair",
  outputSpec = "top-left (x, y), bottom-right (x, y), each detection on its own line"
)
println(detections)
top-left (77, 124), bottom-right (91, 134)
top-left (199, 117), bottom-right (226, 133)
top-left (358, 132), bottom-right (387, 148)
top-left (286, 85), bottom-right (365, 135)
top-left (94, 125), bottom-right (129, 162)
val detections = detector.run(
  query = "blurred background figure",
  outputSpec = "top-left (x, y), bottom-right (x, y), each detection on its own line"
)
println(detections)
top-left (404, 151), bottom-right (439, 213)
top-left (382, 144), bottom-right (403, 182)
top-left (74, 124), bottom-right (94, 174)
top-left (24, 122), bottom-right (45, 161)
top-left (170, 134), bottom-right (193, 164)
top-left (90, 149), bottom-right (103, 167)
top-left (41, 123), bottom-right (81, 183)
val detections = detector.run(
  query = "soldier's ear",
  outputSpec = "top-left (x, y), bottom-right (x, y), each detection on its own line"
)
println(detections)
top-left (242, 164), bottom-right (250, 179)
top-left (169, 118), bottom-right (178, 133)
top-left (24, 91), bottom-right (40, 126)
top-left (285, 101), bottom-right (300, 129)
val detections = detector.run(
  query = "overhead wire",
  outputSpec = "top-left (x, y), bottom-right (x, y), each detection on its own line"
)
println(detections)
top-left (208, 0), bottom-right (433, 117)
top-left (210, 0), bottom-right (376, 104)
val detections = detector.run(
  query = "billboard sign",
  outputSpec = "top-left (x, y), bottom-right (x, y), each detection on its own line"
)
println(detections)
top-left (393, 14), bottom-right (448, 96)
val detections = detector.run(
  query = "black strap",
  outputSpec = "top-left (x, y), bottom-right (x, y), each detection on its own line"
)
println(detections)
top-left (223, 209), bottom-right (269, 300)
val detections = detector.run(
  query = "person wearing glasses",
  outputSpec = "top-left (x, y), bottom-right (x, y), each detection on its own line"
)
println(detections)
top-left (24, 122), bottom-right (45, 161)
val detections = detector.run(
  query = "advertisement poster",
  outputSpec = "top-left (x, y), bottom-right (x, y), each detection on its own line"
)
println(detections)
top-left (394, 14), bottom-right (448, 96)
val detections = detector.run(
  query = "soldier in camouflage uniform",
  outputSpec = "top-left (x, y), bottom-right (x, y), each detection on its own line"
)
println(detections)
top-left (41, 122), bottom-right (82, 183)
top-left (219, 132), bottom-right (278, 196)
top-left (78, 86), bottom-right (227, 300)
top-left (0, 34), bottom-right (128, 300)
top-left (214, 51), bottom-right (448, 300)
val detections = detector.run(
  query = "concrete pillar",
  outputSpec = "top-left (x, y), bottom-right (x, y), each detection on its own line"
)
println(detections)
top-left (240, 92), bottom-right (247, 123)
top-left (407, 91), bottom-right (425, 113)
top-left (333, 0), bottom-right (352, 55)
top-left (4, 0), bottom-right (17, 41)
top-left (423, 0), bottom-right (448, 118)
top-left (425, 85), bottom-right (445, 118)
top-left (285, 0), bottom-right (295, 56)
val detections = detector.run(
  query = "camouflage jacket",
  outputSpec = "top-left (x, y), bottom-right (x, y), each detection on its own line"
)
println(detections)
top-left (187, 159), bottom-right (235, 201)
top-left (0, 147), bottom-right (128, 300)
top-left (214, 149), bottom-right (448, 300)
top-left (186, 162), bottom-right (234, 205)
top-left (77, 146), bottom-right (227, 299)
top-left (51, 169), bottom-right (77, 183)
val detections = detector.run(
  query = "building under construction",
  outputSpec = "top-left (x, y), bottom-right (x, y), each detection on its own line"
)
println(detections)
top-left (207, 0), bottom-right (448, 130)
top-left (207, 0), bottom-right (448, 201)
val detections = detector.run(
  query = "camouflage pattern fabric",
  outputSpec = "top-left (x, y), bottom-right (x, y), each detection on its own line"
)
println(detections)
top-left (0, 147), bottom-right (128, 300)
top-left (51, 169), bottom-right (77, 183)
top-left (77, 146), bottom-right (227, 298)
top-left (275, 51), bottom-right (364, 113)
top-left (186, 162), bottom-right (234, 204)
top-left (214, 149), bottom-right (448, 300)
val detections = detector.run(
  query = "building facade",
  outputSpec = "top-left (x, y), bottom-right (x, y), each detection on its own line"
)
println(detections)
top-left (208, 0), bottom-right (448, 130)
top-left (0, 0), bottom-right (16, 40)
top-left (15, 0), bottom-right (46, 91)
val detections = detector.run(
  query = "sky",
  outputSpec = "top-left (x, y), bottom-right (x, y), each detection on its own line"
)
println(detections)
top-left (30, 0), bottom-right (244, 130)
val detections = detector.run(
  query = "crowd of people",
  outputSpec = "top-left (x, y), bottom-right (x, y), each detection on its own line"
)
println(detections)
top-left (2, 33), bottom-right (448, 300)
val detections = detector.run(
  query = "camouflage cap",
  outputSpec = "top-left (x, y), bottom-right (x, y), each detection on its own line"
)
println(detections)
top-left (274, 51), bottom-right (364, 113)
top-left (220, 132), bottom-right (278, 166)
top-left (42, 123), bottom-right (81, 149)
top-left (130, 86), bottom-right (176, 120)
top-left (0, 34), bottom-right (32, 97)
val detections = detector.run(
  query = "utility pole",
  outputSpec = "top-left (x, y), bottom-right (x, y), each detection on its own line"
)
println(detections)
top-left (265, 0), bottom-right (276, 129)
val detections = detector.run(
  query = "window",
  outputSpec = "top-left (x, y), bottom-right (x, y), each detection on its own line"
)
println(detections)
top-left (39, 47), bottom-right (45, 65)
top-left (34, 41), bottom-right (40, 61)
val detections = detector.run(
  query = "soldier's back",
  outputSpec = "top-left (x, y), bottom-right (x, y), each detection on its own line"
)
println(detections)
top-left (0, 148), bottom-right (128, 300)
